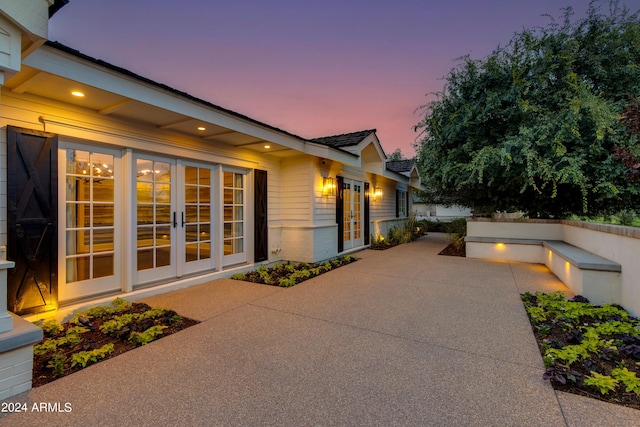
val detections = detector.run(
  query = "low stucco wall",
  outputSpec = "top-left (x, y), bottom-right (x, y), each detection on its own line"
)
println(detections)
top-left (561, 221), bottom-right (640, 317)
top-left (467, 218), bottom-right (563, 240)
top-left (466, 218), bottom-right (640, 316)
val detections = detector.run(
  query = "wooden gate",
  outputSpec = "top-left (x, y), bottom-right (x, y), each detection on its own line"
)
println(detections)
top-left (7, 126), bottom-right (58, 315)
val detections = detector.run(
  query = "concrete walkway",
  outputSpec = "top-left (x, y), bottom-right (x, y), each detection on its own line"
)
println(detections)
top-left (1, 234), bottom-right (638, 426)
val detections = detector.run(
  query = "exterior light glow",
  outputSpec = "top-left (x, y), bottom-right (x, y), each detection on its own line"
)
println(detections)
top-left (197, 126), bottom-right (206, 131)
top-left (71, 91), bottom-right (85, 97)
top-left (322, 177), bottom-right (336, 196)
top-left (264, 145), bottom-right (271, 149)
top-left (373, 187), bottom-right (383, 201)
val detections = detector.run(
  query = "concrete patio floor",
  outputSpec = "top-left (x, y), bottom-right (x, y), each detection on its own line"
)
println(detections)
top-left (1, 233), bottom-right (638, 426)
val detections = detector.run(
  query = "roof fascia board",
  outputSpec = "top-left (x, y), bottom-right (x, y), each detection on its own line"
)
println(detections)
top-left (380, 169), bottom-right (414, 186)
top-left (305, 141), bottom-right (361, 166)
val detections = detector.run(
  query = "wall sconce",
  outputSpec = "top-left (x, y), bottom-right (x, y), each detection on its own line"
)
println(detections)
top-left (322, 177), bottom-right (336, 196)
top-left (372, 186), bottom-right (383, 201)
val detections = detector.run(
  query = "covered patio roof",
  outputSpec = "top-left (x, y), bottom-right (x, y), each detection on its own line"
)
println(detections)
top-left (6, 41), bottom-right (358, 164)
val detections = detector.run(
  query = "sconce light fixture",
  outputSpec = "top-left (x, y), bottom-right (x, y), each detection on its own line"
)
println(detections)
top-left (373, 186), bottom-right (383, 201)
top-left (322, 177), bottom-right (336, 196)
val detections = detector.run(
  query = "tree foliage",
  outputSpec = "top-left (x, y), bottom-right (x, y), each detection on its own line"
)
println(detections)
top-left (388, 148), bottom-right (406, 161)
top-left (414, 1), bottom-right (640, 216)
top-left (615, 97), bottom-right (640, 181)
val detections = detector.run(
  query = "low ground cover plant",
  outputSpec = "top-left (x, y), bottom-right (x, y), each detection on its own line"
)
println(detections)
top-left (522, 291), bottom-right (640, 409)
top-left (231, 255), bottom-right (357, 287)
top-left (32, 298), bottom-right (198, 387)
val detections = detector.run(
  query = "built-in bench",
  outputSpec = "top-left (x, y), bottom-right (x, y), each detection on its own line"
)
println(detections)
top-left (465, 236), bottom-right (621, 305)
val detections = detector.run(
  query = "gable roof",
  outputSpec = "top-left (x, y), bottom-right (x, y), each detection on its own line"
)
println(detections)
top-left (310, 130), bottom-right (376, 148)
top-left (385, 159), bottom-right (415, 174)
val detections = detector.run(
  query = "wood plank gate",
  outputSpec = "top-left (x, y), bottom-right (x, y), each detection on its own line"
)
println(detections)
top-left (7, 126), bottom-right (58, 315)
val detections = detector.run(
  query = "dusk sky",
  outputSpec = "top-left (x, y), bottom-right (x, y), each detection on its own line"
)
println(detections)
top-left (47, 1), bottom-right (625, 157)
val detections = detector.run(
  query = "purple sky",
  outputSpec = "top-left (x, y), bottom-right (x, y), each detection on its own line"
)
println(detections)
top-left (47, 0), bottom-right (611, 157)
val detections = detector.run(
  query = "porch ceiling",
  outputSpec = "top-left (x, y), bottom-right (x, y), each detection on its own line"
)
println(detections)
top-left (5, 65), bottom-right (297, 157)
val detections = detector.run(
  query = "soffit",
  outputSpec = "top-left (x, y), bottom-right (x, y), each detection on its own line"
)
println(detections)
top-left (5, 63), bottom-right (298, 158)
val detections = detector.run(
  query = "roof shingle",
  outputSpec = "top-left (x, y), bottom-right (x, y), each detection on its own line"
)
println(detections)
top-left (386, 159), bottom-right (415, 173)
top-left (310, 129), bottom-right (376, 148)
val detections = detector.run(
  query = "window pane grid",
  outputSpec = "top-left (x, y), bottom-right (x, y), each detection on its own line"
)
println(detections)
top-left (223, 172), bottom-right (244, 256)
top-left (136, 159), bottom-right (172, 271)
top-left (65, 149), bottom-right (115, 283)
top-left (185, 167), bottom-right (212, 263)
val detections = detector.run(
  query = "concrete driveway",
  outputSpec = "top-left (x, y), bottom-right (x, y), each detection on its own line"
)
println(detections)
top-left (1, 234), bottom-right (638, 426)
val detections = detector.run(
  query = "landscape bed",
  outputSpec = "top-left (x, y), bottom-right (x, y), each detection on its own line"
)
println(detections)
top-left (32, 298), bottom-right (199, 387)
top-left (231, 255), bottom-right (357, 287)
top-left (522, 291), bottom-right (640, 410)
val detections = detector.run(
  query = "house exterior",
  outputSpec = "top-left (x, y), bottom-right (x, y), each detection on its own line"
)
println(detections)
top-left (0, 0), bottom-right (422, 400)
top-left (0, 2), bottom-right (421, 321)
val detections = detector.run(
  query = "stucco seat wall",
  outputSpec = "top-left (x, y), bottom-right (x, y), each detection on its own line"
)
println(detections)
top-left (466, 219), bottom-right (635, 314)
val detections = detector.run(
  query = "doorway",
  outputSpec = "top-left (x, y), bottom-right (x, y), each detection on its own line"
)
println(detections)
top-left (341, 178), bottom-right (364, 251)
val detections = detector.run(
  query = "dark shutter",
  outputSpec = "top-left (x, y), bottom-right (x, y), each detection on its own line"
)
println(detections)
top-left (395, 189), bottom-right (400, 218)
top-left (254, 169), bottom-right (268, 262)
top-left (364, 182), bottom-right (370, 245)
top-left (336, 176), bottom-right (344, 253)
top-left (406, 190), bottom-right (410, 218)
top-left (7, 126), bottom-right (58, 315)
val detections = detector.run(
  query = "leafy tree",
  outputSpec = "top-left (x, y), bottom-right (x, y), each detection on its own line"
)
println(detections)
top-left (388, 148), bottom-right (406, 161)
top-left (414, 1), bottom-right (640, 217)
top-left (615, 97), bottom-right (640, 181)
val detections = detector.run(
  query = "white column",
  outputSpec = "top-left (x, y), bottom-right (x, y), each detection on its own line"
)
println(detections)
top-left (0, 69), bottom-right (14, 333)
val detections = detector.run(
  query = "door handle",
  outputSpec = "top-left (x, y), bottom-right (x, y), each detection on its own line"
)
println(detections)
top-left (181, 212), bottom-right (185, 227)
top-left (173, 212), bottom-right (177, 228)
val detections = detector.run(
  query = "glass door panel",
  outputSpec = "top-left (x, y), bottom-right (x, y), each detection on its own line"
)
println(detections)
top-left (343, 182), bottom-right (351, 244)
top-left (60, 148), bottom-right (120, 301)
top-left (353, 183), bottom-right (362, 242)
top-left (135, 157), bottom-right (176, 284)
top-left (180, 164), bottom-right (214, 275)
top-left (342, 179), bottom-right (364, 250)
top-left (223, 171), bottom-right (246, 265)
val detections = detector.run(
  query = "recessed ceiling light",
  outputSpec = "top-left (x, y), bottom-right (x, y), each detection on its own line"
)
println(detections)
top-left (71, 91), bottom-right (85, 97)
top-left (264, 145), bottom-right (271, 149)
top-left (197, 126), bottom-right (206, 131)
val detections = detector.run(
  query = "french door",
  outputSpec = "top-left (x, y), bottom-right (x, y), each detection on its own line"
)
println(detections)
top-left (59, 145), bottom-right (122, 302)
top-left (135, 156), bottom-right (216, 285)
top-left (342, 179), bottom-right (364, 250)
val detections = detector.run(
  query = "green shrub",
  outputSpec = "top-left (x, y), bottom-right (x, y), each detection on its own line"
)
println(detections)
top-left (71, 344), bottom-right (114, 368)
top-left (618, 209), bottom-right (636, 226)
top-left (46, 353), bottom-right (67, 377)
top-left (35, 319), bottom-right (63, 336)
top-left (128, 325), bottom-right (167, 346)
top-left (422, 219), bottom-right (447, 233)
top-left (445, 218), bottom-right (467, 248)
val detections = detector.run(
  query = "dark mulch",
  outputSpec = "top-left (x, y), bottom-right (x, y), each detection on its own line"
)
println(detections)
top-left (522, 293), bottom-right (640, 411)
top-left (369, 242), bottom-right (399, 250)
top-left (438, 242), bottom-right (466, 257)
top-left (33, 302), bottom-right (198, 387)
